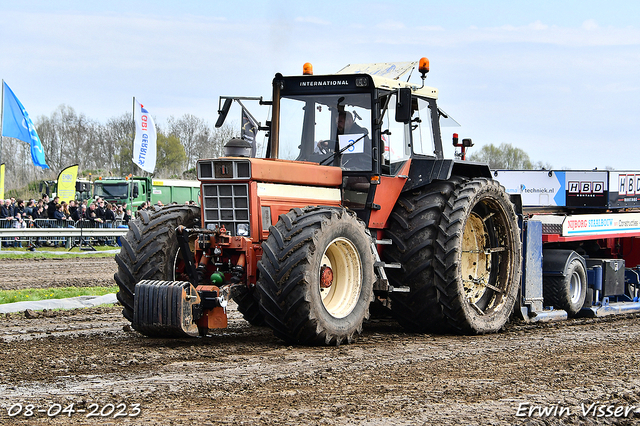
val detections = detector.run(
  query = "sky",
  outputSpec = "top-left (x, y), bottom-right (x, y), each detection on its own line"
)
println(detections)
top-left (1, 0), bottom-right (639, 170)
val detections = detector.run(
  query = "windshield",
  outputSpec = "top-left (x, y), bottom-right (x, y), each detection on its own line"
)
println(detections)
top-left (94, 183), bottom-right (128, 199)
top-left (278, 93), bottom-right (372, 171)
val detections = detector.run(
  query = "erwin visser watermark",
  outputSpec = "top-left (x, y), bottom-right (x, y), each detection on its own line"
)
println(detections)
top-left (516, 402), bottom-right (640, 419)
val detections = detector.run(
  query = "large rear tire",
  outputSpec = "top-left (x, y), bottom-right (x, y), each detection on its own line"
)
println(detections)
top-left (257, 207), bottom-right (375, 345)
top-left (383, 180), bottom-right (458, 332)
top-left (114, 205), bottom-right (200, 323)
top-left (434, 178), bottom-right (521, 334)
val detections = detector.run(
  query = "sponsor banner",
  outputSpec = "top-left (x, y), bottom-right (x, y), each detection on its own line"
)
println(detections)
top-left (56, 164), bottom-right (78, 203)
top-left (609, 172), bottom-right (640, 207)
top-left (564, 171), bottom-right (607, 207)
top-left (493, 170), bottom-right (565, 206)
top-left (563, 212), bottom-right (640, 237)
top-left (493, 170), bottom-right (609, 208)
top-left (132, 100), bottom-right (157, 173)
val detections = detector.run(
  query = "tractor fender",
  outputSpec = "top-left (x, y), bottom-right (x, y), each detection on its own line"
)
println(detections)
top-left (402, 158), bottom-right (491, 193)
top-left (543, 249), bottom-right (586, 277)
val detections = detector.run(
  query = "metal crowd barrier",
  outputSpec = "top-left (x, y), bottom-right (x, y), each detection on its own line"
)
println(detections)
top-left (0, 218), bottom-right (129, 249)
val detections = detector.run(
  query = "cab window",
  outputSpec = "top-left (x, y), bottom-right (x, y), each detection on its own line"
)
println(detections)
top-left (278, 93), bottom-right (372, 171)
top-left (380, 93), bottom-right (410, 175)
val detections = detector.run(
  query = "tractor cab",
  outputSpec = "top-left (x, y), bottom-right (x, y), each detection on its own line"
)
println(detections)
top-left (268, 59), bottom-right (445, 224)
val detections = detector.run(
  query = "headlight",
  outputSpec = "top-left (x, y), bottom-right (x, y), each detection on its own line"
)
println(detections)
top-left (237, 223), bottom-right (249, 236)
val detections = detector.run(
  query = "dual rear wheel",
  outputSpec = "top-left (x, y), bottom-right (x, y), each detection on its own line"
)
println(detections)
top-left (384, 177), bottom-right (522, 334)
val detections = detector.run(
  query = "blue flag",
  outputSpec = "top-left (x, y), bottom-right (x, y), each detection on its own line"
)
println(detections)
top-left (2, 81), bottom-right (49, 169)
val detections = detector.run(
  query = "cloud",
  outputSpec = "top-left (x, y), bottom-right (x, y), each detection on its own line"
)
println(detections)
top-left (582, 19), bottom-right (599, 30)
top-left (529, 20), bottom-right (549, 31)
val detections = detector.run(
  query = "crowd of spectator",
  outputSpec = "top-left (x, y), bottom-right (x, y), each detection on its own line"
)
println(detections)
top-left (0, 194), bottom-right (134, 248)
top-left (1, 196), bottom-right (196, 248)
top-left (1, 194), bottom-right (133, 226)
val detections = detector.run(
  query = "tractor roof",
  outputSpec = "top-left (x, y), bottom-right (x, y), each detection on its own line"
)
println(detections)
top-left (335, 61), bottom-right (438, 99)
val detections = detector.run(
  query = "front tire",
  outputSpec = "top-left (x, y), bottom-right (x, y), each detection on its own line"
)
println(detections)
top-left (257, 207), bottom-right (374, 345)
top-left (230, 285), bottom-right (265, 326)
top-left (434, 178), bottom-right (521, 334)
top-left (114, 205), bottom-right (200, 323)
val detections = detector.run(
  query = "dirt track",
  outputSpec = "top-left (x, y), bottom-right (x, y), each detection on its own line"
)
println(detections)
top-left (0, 257), bottom-right (117, 290)
top-left (1, 257), bottom-right (640, 425)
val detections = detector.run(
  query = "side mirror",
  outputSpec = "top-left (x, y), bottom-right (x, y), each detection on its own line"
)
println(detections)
top-left (132, 183), bottom-right (139, 198)
top-left (215, 98), bottom-right (233, 128)
top-left (395, 88), bottom-right (412, 123)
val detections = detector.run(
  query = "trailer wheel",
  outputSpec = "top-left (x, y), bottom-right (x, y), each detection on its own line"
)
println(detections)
top-left (435, 178), bottom-right (521, 334)
top-left (383, 179), bottom-right (459, 332)
top-left (114, 205), bottom-right (200, 323)
top-left (543, 259), bottom-right (587, 317)
top-left (257, 206), bottom-right (374, 345)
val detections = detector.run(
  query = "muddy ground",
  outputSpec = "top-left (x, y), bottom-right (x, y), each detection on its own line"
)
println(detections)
top-left (0, 257), bottom-right (117, 290)
top-left (1, 257), bottom-right (640, 425)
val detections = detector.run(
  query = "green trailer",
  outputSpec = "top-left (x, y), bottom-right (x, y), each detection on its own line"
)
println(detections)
top-left (93, 177), bottom-right (200, 208)
top-left (149, 178), bottom-right (201, 206)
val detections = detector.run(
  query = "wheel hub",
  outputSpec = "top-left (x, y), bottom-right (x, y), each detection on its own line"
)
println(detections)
top-left (320, 265), bottom-right (334, 288)
top-left (319, 238), bottom-right (362, 319)
top-left (462, 212), bottom-right (491, 304)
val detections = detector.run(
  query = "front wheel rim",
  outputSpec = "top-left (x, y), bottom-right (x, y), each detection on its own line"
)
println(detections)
top-left (319, 237), bottom-right (362, 319)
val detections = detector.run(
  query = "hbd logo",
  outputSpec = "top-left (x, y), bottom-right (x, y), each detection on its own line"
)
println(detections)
top-left (568, 181), bottom-right (604, 194)
top-left (618, 174), bottom-right (640, 196)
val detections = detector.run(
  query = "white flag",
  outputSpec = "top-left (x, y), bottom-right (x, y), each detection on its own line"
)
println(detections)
top-left (132, 99), bottom-right (157, 173)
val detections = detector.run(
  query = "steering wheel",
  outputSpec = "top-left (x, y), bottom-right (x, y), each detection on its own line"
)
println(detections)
top-left (316, 140), bottom-right (334, 154)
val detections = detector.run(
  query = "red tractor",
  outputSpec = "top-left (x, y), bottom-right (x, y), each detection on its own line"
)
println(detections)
top-left (115, 59), bottom-right (521, 345)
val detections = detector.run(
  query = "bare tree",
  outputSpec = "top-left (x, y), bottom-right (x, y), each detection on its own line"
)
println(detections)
top-left (102, 113), bottom-right (134, 174)
top-left (167, 114), bottom-right (211, 170)
top-left (200, 123), bottom-right (237, 160)
top-left (36, 105), bottom-right (97, 172)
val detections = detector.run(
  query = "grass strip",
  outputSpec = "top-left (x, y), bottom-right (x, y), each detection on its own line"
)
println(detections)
top-left (0, 245), bottom-right (117, 259)
top-left (0, 286), bottom-right (119, 305)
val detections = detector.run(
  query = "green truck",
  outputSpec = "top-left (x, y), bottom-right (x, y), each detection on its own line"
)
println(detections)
top-left (93, 177), bottom-right (200, 208)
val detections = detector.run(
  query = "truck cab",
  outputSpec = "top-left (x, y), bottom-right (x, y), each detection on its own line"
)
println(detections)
top-left (93, 177), bottom-right (148, 207)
